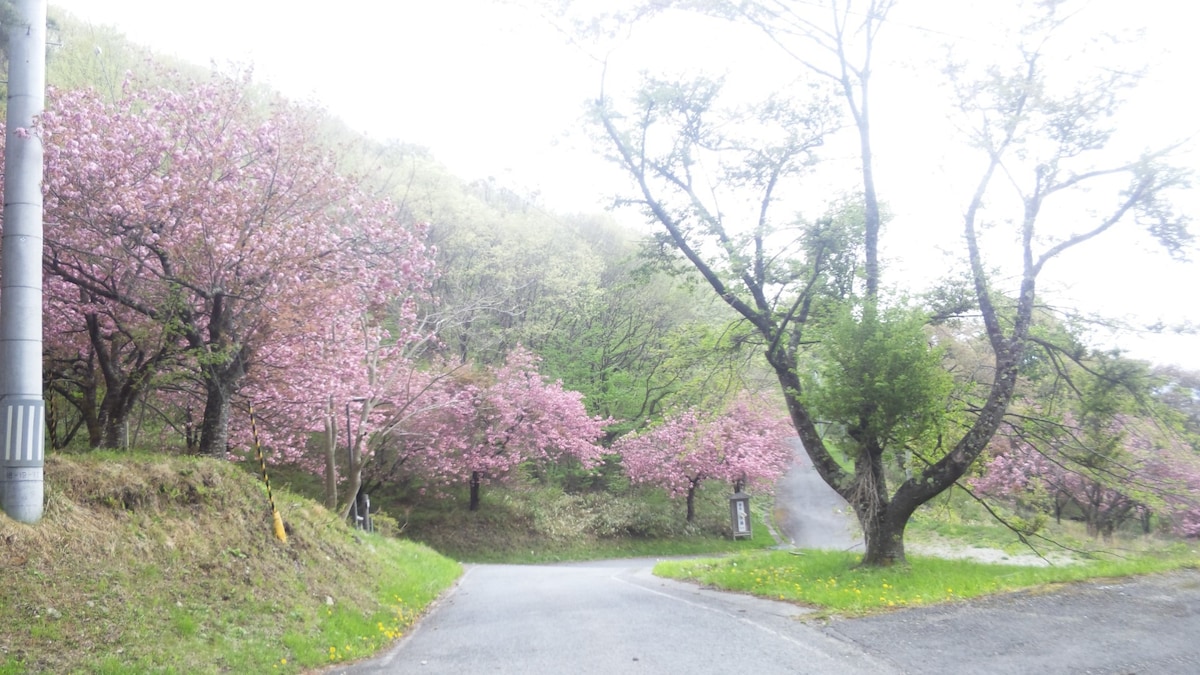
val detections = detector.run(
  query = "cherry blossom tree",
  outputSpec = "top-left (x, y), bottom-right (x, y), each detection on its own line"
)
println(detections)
top-left (300, 330), bottom-right (464, 519)
top-left (414, 347), bottom-right (608, 511)
top-left (36, 73), bottom-right (434, 455)
top-left (615, 396), bottom-right (794, 522)
top-left (349, 354), bottom-right (469, 507)
top-left (973, 415), bottom-right (1200, 539)
top-left (1149, 452), bottom-right (1200, 538)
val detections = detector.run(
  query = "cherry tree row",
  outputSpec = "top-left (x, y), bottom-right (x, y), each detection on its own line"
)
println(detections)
top-left (20, 73), bottom-right (799, 516)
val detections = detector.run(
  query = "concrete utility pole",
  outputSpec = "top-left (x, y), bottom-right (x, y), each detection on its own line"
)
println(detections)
top-left (0, 0), bottom-right (47, 524)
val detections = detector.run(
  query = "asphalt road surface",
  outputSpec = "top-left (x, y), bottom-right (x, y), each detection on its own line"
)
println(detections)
top-left (772, 439), bottom-right (862, 551)
top-left (332, 560), bottom-right (1200, 675)
top-left (330, 558), bottom-right (892, 675)
top-left (330, 441), bottom-right (1200, 674)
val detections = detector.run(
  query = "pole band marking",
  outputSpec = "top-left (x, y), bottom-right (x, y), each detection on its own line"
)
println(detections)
top-left (15, 405), bottom-right (24, 460)
top-left (3, 404), bottom-right (11, 462)
top-left (2, 401), bottom-right (45, 465)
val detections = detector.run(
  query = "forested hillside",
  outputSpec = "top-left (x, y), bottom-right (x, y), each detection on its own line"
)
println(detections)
top-left (25, 8), bottom-right (791, 532)
top-left (12, 4), bottom-right (1200, 560)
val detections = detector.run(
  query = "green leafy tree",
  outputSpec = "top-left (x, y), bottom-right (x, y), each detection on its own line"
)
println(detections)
top-left (537, 242), bottom-right (753, 434)
top-left (802, 303), bottom-right (953, 471)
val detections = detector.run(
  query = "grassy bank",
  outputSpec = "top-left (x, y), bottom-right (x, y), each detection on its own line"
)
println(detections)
top-left (0, 453), bottom-right (460, 674)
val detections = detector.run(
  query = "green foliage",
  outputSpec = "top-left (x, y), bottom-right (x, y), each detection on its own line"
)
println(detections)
top-left (536, 230), bottom-right (754, 432)
top-left (413, 174), bottom-right (611, 366)
top-left (47, 9), bottom-right (208, 99)
top-left (802, 302), bottom-right (952, 457)
top-left (793, 195), bottom-right (869, 307)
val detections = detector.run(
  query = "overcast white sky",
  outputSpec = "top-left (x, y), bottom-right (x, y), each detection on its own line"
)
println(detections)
top-left (46, 0), bottom-right (1200, 370)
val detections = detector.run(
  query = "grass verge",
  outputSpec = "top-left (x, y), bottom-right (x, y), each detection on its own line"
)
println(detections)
top-left (655, 548), bottom-right (1199, 618)
top-left (0, 453), bottom-right (460, 674)
top-left (446, 511), bottom-right (778, 564)
top-left (391, 482), bottom-right (779, 563)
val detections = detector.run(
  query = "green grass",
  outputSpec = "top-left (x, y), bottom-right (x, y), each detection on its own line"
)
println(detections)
top-left (0, 453), bottom-right (461, 674)
top-left (655, 547), bottom-right (1198, 617)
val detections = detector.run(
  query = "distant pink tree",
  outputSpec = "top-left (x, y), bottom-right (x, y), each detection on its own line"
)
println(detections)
top-left (414, 348), bottom-right (608, 510)
top-left (37, 74), bottom-right (434, 455)
top-left (615, 396), bottom-right (794, 522)
top-left (972, 416), bottom-right (1200, 539)
top-left (1143, 448), bottom-right (1200, 537)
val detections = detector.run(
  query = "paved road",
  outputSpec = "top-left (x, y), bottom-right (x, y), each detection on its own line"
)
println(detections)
top-left (331, 558), bottom-right (892, 675)
top-left (330, 442), bottom-right (1200, 674)
top-left (332, 560), bottom-right (1200, 675)
top-left (772, 439), bottom-right (861, 551)
top-left (828, 569), bottom-right (1200, 674)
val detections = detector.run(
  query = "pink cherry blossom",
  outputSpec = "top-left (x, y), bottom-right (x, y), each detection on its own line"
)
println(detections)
top-left (615, 394), bottom-right (794, 522)
top-left (34, 73), bottom-right (434, 456)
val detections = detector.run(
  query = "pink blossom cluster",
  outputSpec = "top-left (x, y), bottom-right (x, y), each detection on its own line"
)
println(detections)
top-left (24, 74), bottom-right (612, 506)
top-left (972, 415), bottom-right (1200, 538)
top-left (404, 348), bottom-right (608, 491)
top-left (32, 73), bottom-right (434, 455)
top-left (615, 395), bottom-right (795, 499)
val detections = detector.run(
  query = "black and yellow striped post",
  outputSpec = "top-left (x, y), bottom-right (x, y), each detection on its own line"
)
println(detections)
top-left (249, 406), bottom-right (287, 543)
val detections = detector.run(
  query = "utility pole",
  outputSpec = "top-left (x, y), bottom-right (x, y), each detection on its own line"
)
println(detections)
top-left (0, 0), bottom-right (47, 523)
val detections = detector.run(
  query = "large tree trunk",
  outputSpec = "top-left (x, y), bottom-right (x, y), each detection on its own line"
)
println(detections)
top-left (100, 414), bottom-right (128, 450)
top-left (198, 380), bottom-right (232, 457)
top-left (858, 507), bottom-right (909, 567)
top-left (850, 446), bottom-right (906, 565)
top-left (87, 312), bottom-right (173, 450)
top-left (190, 291), bottom-right (246, 457)
top-left (195, 345), bottom-right (248, 457)
top-left (98, 380), bottom-right (147, 450)
top-left (339, 464), bottom-right (364, 522)
top-left (82, 385), bottom-right (103, 448)
top-left (337, 413), bottom-right (370, 523)
top-left (197, 354), bottom-right (247, 457)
